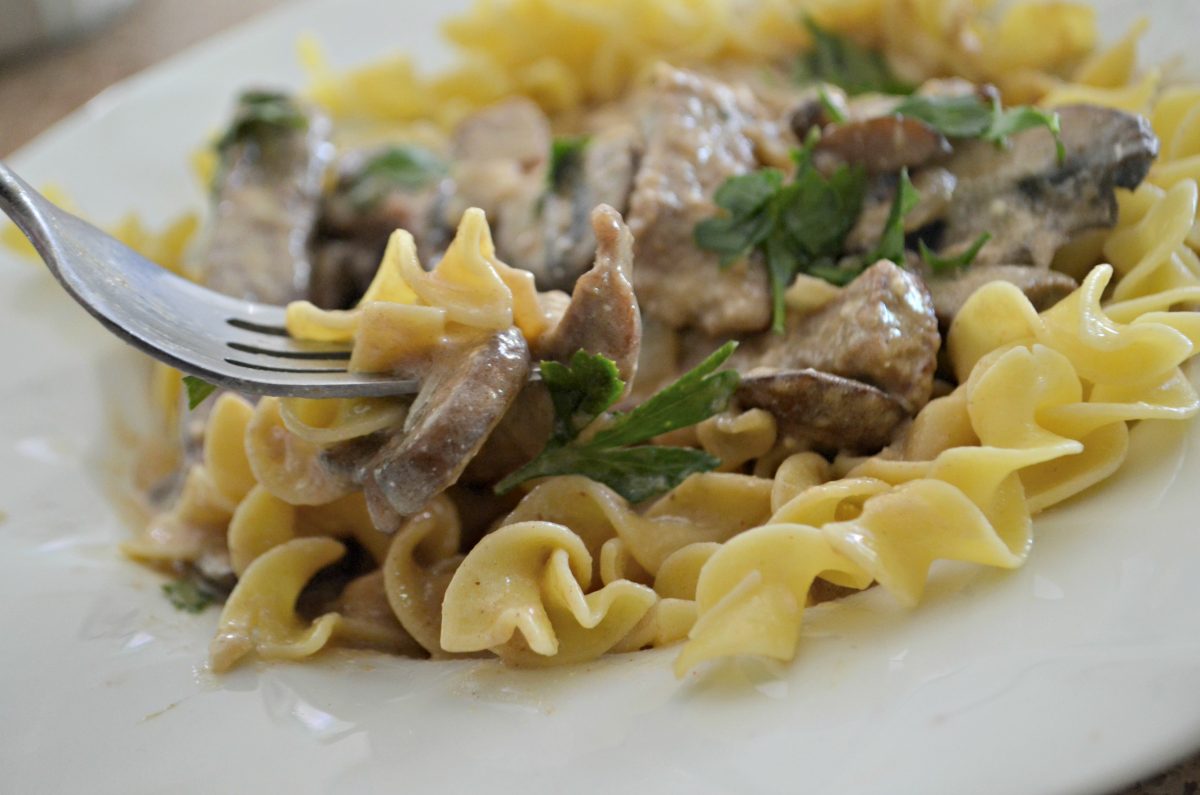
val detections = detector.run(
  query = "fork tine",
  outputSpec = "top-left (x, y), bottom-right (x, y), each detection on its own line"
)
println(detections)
top-left (0, 162), bottom-right (425, 399)
top-left (225, 358), bottom-right (349, 374)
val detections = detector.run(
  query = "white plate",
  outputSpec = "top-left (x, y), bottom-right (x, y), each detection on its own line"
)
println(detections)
top-left (2, 2), bottom-right (1200, 793)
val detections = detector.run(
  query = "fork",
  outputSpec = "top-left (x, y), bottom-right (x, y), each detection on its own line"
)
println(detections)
top-left (0, 161), bottom-right (420, 398)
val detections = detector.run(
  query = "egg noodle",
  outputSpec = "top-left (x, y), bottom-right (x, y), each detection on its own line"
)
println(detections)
top-left (111, 0), bottom-right (1200, 676)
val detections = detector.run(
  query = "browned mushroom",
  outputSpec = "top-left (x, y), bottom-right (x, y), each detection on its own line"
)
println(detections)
top-left (934, 104), bottom-right (1158, 267)
top-left (816, 115), bottom-right (952, 175)
top-left (736, 369), bottom-right (908, 453)
top-left (926, 264), bottom-right (1078, 327)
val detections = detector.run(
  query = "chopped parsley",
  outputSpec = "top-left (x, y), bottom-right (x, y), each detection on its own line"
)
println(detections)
top-left (864, 167), bottom-right (919, 266)
top-left (495, 344), bottom-right (741, 503)
top-left (893, 94), bottom-right (1066, 163)
top-left (794, 17), bottom-right (913, 96)
top-left (694, 131), bottom-right (867, 332)
top-left (215, 90), bottom-right (308, 156)
top-left (919, 231), bottom-right (993, 274)
top-left (162, 576), bottom-right (218, 613)
top-left (547, 135), bottom-right (591, 193)
top-left (182, 376), bottom-right (217, 410)
top-left (344, 145), bottom-right (446, 209)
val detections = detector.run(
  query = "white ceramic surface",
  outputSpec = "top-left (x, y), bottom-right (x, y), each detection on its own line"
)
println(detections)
top-left (2, 2), bottom-right (1199, 793)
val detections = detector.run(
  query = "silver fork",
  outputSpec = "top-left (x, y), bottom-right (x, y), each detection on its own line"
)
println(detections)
top-left (0, 161), bottom-right (420, 397)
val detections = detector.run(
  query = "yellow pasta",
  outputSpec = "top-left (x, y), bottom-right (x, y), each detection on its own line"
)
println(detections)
top-left (117, 0), bottom-right (1200, 681)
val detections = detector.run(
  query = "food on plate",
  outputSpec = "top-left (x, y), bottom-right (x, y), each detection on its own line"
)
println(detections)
top-left (114, 0), bottom-right (1200, 677)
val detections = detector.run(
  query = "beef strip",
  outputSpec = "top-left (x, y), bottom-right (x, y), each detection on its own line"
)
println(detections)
top-left (535, 204), bottom-right (641, 383)
top-left (736, 370), bottom-right (908, 453)
top-left (926, 264), bottom-right (1078, 326)
top-left (844, 167), bottom-right (957, 252)
top-left (734, 259), bottom-right (940, 414)
top-left (935, 104), bottom-right (1158, 267)
top-left (496, 123), bottom-right (640, 291)
top-left (189, 91), bottom-right (331, 304)
top-left (310, 145), bottom-right (449, 308)
top-left (445, 98), bottom-right (552, 229)
top-left (627, 65), bottom-right (773, 336)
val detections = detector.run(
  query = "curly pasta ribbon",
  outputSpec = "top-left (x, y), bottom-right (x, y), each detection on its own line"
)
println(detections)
top-left (440, 522), bottom-right (657, 665)
top-left (502, 474), bottom-right (773, 575)
top-left (300, 0), bottom-right (1097, 130)
top-left (676, 265), bottom-right (1200, 674)
top-left (382, 496), bottom-right (465, 655)
top-left (285, 209), bottom-right (549, 348)
top-left (210, 537), bottom-right (347, 672)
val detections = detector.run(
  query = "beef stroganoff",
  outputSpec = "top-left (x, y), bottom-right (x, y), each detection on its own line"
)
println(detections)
top-left (100, 0), bottom-right (1200, 676)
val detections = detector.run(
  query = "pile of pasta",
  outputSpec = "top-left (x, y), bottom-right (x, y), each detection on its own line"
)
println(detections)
top-left (302, 0), bottom-right (1102, 126)
top-left (115, 0), bottom-right (1200, 675)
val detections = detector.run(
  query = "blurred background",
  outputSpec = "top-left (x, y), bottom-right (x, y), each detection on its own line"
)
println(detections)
top-left (0, 0), bottom-right (287, 156)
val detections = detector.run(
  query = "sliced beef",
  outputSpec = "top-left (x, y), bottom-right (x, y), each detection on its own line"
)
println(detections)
top-left (535, 205), bottom-right (641, 383)
top-left (844, 167), bottom-right (957, 253)
top-left (627, 65), bottom-right (772, 336)
top-left (311, 144), bottom-right (449, 307)
top-left (445, 98), bottom-right (552, 229)
top-left (736, 370), bottom-right (908, 453)
top-left (496, 124), bottom-right (640, 291)
top-left (452, 97), bottom-right (551, 168)
top-left (734, 260), bottom-right (940, 414)
top-left (926, 264), bottom-right (1077, 326)
top-left (190, 91), bottom-right (331, 304)
top-left (934, 104), bottom-right (1158, 267)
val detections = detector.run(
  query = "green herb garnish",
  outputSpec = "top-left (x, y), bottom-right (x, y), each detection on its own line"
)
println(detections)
top-left (162, 577), bottom-right (217, 613)
top-left (892, 94), bottom-right (1065, 163)
top-left (694, 131), bottom-right (867, 332)
top-left (215, 90), bottom-right (308, 156)
top-left (817, 85), bottom-right (847, 123)
top-left (547, 135), bottom-right (591, 193)
top-left (344, 145), bottom-right (445, 209)
top-left (919, 231), bottom-right (993, 274)
top-left (182, 376), bottom-right (217, 410)
top-left (495, 344), bottom-right (741, 503)
top-left (864, 167), bottom-right (920, 266)
top-left (794, 16), bottom-right (913, 96)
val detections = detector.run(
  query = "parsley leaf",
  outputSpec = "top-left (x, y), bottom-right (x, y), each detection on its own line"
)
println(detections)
top-left (919, 231), bottom-right (993, 274)
top-left (986, 106), bottom-right (1066, 164)
top-left (541, 350), bottom-right (624, 444)
top-left (864, 167), bottom-right (920, 266)
top-left (693, 169), bottom-right (782, 268)
top-left (182, 376), bottom-right (217, 410)
top-left (494, 343), bottom-right (740, 503)
top-left (892, 94), bottom-right (1065, 164)
top-left (547, 135), bottom-right (591, 193)
top-left (345, 145), bottom-right (445, 209)
top-left (695, 135), bottom-right (867, 332)
top-left (162, 577), bottom-right (218, 613)
top-left (216, 90), bottom-right (308, 156)
top-left (794, 17), bottom-right (913, 96)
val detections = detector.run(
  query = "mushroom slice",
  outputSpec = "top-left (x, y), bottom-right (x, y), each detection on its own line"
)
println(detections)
top-left (936, 104), bottom-right (1158, 267)
top-left (361, 327), bottom-right (531, 522)
top-left (927, 265), bottom-right (1078, 327)
top-left (536, 204), bottom-right (642, 383)
top-left (816, 115), bottom-right (952, 175)
top-left (845, 168), bottom-right (957, 253)
top-left (737, 370), bottom-right (908, 453)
